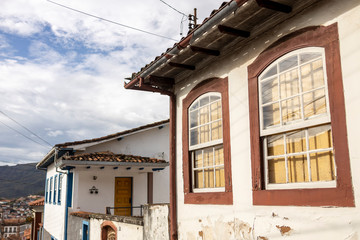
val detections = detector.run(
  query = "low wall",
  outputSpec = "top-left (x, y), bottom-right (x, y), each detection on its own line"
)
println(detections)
top-left (143, 204), bottom-right (170, 240)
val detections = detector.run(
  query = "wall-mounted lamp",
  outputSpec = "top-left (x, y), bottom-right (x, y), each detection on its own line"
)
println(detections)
top-left (89, 186), bottom-right (98, 194)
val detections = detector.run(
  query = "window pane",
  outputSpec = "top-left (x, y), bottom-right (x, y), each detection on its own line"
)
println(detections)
top-left (215, 167), bottom-right (225, 187)
top-left (286, 130), bottom-right (306, 154)
top-left (190, 128), bottom-right (199, 146)
top-left (300, 52), bottom-right (322, 64)
top-left (200, 125), bottom-right (210, 143)
top-left (268, 158), bottom-right (286, 183)
top-left (281, 97), bottom-right (301, 123)
top-left (190, 110), bottom-right (198, 128)
top-left (199, 106), bottom-right (209, 125)
top-left (210, 101), bottom-right (222, 121)
top-left (280, 69), bottom-right (299, 98)
top-left (261, 65), bottom-right (277, 80)
top-left (203, 148), bottom-right (213, 167)
top-left (189, 100), bottom-right (199, 111)
top-left (194, 150), bottom-right (203, 168)
top-left (308, 125), bottom-right (332, 150)
top-left (288, 154), bottom-right (309, 183)
top-left (267, 135), bottom-right (284, 156)
top-left (200, 96), bottom-right (209, 107)
top-left (261, 77), bottom-right (278, 104)
top-left (194, 170), bottom-right (203, 188)
top-left (279, 55), bottom-right (298, 72)
top-left (204, 168), bottom-right (214, 188)
top-left (210, 95), bottom-right (220, 102)
top-left (211, 121), bottom-right (222, 141)
top-left (303, 88), bottom-right (327, 118)
top-left (310, 151), bottom-right (335, 181)
top-left (214, 146), bottom-right (224, 165)
top-left (263, 103), bottom-right (280, 128)
top-left (301, 59), bottom-right (325, 92)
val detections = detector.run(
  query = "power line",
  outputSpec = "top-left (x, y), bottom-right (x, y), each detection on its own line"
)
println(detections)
top-left (159, 0), bottom-right (187, 16)
top-left (159, 0), bottom-right (188, 36)
top-left (0, 119), bottom-right (50, 149)
top-left (47, 0), bottom-right (178, 41)
top-left (0, 110), bottom-right (52, 147)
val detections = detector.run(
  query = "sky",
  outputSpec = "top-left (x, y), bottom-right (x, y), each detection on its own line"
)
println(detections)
top-left (0, 0), bottom-right (227, 165)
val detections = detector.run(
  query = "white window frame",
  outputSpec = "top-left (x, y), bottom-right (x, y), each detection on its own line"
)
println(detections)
top-left (188, 92), bottom-right (225, 192)
top-left (258, 47), bottom-right (336, 190)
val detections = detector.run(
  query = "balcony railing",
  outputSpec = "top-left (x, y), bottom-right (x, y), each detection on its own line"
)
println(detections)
top-left (105, 205), bottom-right (143, 217)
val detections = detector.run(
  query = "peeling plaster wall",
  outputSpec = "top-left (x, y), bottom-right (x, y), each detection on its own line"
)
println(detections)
top-left (174, 0), bottom-right (360, 239)
top-left (143, 204), bottom-right (169, 240)
top-left (89, 218), bottom-right (143, 240)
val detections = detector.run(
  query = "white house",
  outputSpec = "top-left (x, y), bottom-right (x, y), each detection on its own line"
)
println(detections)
top-left (125, 0), bottom-right (360, 239)
top-left (36, 120), bottom-right (169, 240)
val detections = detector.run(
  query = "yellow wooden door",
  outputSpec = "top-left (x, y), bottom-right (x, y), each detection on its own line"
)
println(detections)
top-left (114, 177), bottom-right (132, 216)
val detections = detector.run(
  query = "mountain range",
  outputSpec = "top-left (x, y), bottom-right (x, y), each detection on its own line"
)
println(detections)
top-left (0, 162), bottom-right (45, 199)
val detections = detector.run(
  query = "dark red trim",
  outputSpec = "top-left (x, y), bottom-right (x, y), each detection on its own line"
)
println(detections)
top-left (247, 23), bottom-right (355, 207)
top-left (182, 77), bottom-right (233, 205)
top-left (147, 172), bottom-right (153, 204)
top-left (101, 221), bottom-right (117, 240)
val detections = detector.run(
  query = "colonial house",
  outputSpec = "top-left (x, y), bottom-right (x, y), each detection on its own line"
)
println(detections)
top-left (125, 0), bottom-right (360, 239)
top-left (29, 197), bottom-right (44, 240)
top-left (36, 120), bottom-right (170, 240)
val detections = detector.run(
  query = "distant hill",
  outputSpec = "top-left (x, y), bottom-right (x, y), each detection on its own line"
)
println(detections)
top-left (0, 162), bottom-right (45, 199)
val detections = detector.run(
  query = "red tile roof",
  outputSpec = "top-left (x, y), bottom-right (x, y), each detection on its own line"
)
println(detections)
top-left (29, 197), bottom-right (44, 206)
top-left (56, 119), bottom-right (169, 148)
top-left (63, 151), bottom-right (167, 164)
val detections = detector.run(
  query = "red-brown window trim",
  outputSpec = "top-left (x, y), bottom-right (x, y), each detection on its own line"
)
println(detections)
top-left (247, 23), bottom-right (355, 207)
top-left (182, 77), bottom-right (233, 205)
top-left (101, 221), bottom-right (117, 240)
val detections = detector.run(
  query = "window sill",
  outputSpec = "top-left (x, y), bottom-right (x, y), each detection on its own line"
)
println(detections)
top-left (184, 191), bottom-right (232, 205)
top-left (266, 180), bottom-right (336, 190)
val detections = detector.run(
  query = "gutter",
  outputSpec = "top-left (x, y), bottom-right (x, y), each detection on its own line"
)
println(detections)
top-left (56, 160), bottom-right (169, 168)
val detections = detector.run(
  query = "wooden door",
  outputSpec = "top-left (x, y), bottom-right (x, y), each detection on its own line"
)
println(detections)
top-left (114, 177), bottom-right (132, 216)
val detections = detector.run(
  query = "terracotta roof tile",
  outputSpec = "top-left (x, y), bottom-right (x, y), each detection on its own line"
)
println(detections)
top-left (63, 151), bottom-right (167, 164)
top-left (29, 197), bottom-right (44, 206)
top-left (56, 119), bottom-right (169, 148)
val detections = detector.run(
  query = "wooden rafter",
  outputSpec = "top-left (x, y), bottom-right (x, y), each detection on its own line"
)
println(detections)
top-left (218, 25), bottom-right (250, 38)
top-left (168, 62), bottom-right (195, 70)
top-left (256, 0), bottom-right (292, 13)
top-left (190, 46), bottom-right (220, 56)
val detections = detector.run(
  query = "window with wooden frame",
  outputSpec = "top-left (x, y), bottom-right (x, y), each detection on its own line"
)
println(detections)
top-left (248, 23), bottom-right (354, 206)
top-left (183, 77), bottom-right (232, 205)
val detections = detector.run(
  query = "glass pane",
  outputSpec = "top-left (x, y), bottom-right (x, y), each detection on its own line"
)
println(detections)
top-left (261, 77), bottom-right (278, 104)
top-left (215, 167), bottom-right (225, 187)
top-left (286, 130), bottom-right (306, 154)
top-left (310, 151), bottom-right (335, 181)
top-left (200, 96), bottom-right (209, 107)
top-left (303, 88), bottom-right (327, 118)
top-left (203, 148), bottom-right (213, 167)
top-left (261, 65), bottom-right (277, 80)
top-left (189, 100), bottom-right (199, 111)
top-left (300, 52), bottom-right (322, 64)
top-left (210, 101), bottom-right (222, 121)
top-left (190, 110), bottom-right (198, 128)
top-left (288, 154), bottom-right (309, 183)
top-left (204, 168), bottom-right (214, 188)
top-left (199, 106), bottom-right (209, 125)
top-left (194, 170), bottom-right (203, 188)
top-left (211, 121), bottom-right (222, 141)
top-left (268, 158), bottom-right (286, 184)
top-left (210, 95), bottom-right (220, 102)
top-left (281, 97), bottom-right (301, 123)
top-left (308, 125), bottom-right (332, 150)
top-left (214, 146), bottom-right (224, 165)
top-left (194, 150), bottom-right (203, 168)
top-left (301, 59), bottom-right (325, 92)
top-left (267, 134), bottom-right (284, 156)
top-left (263, 103), bottom-right (280, 128)
top-left (279, 55), bottom-right (298, 72)
top-left (280, 69), bottom-right (299, 98)
top-left (200, 125), bottom-right (209, 143)
top-left (190, 128), bottom-right (199, 146)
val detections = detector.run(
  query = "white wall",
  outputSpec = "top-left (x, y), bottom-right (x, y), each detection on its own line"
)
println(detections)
top-left (174, 1), bottom-right (360, 239)
top-left (89, 218), bottom-right (143, 240)
top-left (43, 163), bottom-right (68, 240)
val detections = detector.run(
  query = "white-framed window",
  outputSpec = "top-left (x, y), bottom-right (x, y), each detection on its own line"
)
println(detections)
top-left (45, 178), bottom-right (49, 203)
top-left (54, 175), bottom-right (57, 204)
top-left (189, 92), bottom-right (224, 192)
top-left (49, 177), bottom-right (53, 203)
top-left (258, 47), bottom-right (336, 189)
top-left (58, 174), bottom-right (62, 204)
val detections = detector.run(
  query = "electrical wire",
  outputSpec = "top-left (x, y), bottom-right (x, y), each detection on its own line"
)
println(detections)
top-left (0, 110), bottom-right (52, 147)
top-left (47, 0), bottom-right (178, 41)
top-left (159, 0), bottom-right (187, 17)
top-left (0, 119), bottom-right (50, 149)
top-left (159, 0), bottom-right (188, 36)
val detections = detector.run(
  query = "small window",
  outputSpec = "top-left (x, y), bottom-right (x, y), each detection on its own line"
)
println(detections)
top-left (54, 175), bottom-right (57, 204)
top-left (58, 174), bottom-right (62, 204)
top-left (45, 179), bottom-right (49, 203)
top-left (49, 177), bottom-right (53, 204)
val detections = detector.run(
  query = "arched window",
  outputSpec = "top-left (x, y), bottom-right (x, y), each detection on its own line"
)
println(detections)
top-left (248, 24), bottom-right (354, 206)
top-left (182, 77), bottom-right (232, 205)
top-left (189, 92), bottom-right (224, 191)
